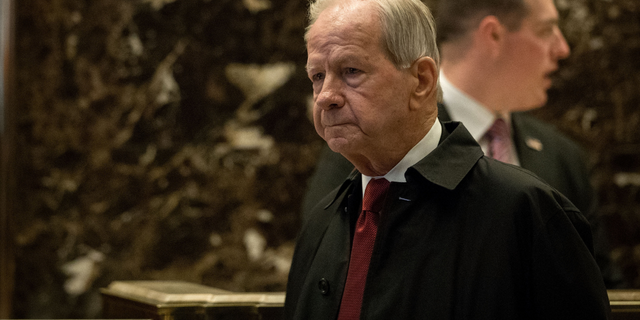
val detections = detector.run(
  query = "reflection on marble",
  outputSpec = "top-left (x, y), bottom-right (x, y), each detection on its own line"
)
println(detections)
top-left (9, 0), bottom-right (640, 318)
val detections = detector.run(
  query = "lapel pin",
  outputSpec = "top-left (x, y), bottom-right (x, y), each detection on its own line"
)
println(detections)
top-left (525, 137), bottom-right (543, 151)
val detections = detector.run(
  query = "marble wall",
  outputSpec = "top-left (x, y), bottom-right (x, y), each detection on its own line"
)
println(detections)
top-left (13, 0), bottom-right (313, 317)
top-left (7, 0), bottom-right (640, 318)
top-left (536, 0), bottom-right (640, 288)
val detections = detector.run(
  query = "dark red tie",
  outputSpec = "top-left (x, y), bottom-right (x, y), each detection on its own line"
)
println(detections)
top-left (337, 178), bottom-right (390, 320)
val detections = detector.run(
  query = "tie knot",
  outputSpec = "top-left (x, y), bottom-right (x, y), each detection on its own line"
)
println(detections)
top-left (485, 118), bottom-right (510, 141)
top-left (363, 178), bottom-right (390, 212)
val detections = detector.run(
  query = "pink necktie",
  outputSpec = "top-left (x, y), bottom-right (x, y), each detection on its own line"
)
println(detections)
top-left (337, 178), bottom-right (390, 320)
top-left (485, 118), bottom-right (512, 163)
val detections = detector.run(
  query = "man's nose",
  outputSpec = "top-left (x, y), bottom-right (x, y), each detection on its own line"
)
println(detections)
top-left (316, 76), bottom-right (345, 110)
top-left (553, 28), bottom-right (571, 60)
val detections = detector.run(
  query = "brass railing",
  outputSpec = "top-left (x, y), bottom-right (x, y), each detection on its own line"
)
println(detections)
top-left (101, 281), bottom-right (640, 320)
top-left (101, 281), bottom-right (284, 320)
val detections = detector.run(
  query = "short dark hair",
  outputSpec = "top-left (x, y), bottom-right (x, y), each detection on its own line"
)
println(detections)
top-left (436, 0), bottom-right (529, 44)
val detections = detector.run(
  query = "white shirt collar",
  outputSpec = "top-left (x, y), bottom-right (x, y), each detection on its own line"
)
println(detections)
top-left (362, 119), bottom-right (442, 195)
top-left (439, 72), bottom-right (497, 141)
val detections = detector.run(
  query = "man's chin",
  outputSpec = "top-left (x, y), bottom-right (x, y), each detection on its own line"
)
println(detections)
top-left (513, 94), bottom-right (548, 112)
top-left (326, 137), bottom-right (355, 154)
top-left (326, 140), bottom-right (347, 153)
top-left (532, 94), bottom-right (548, 110)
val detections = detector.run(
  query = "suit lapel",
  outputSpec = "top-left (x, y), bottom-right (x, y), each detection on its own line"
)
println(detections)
top-left (511, 113), bottom-right (546, 174)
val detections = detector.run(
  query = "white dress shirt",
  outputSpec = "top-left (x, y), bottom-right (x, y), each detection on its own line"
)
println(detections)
top-left (362, 119), bottom-right (443, 196)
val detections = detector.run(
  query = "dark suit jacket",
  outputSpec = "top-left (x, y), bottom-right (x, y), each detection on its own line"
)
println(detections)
top-left (301, 103), bottom-right (624, 288)
top-left (287, 122), bottom-right (610, 319)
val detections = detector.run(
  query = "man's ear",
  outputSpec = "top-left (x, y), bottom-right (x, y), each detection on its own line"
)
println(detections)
top-left (410, 56), bottom-right (438, 109)
top-left (476, 15), bottom-right (507, 56)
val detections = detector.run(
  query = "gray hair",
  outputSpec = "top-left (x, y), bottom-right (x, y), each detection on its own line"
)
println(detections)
top-left (305, 0), bottom-right (440, 70)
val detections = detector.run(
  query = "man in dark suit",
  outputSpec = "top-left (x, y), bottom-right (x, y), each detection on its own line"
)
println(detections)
top-left (301, 0), bottom-right (624, 288)
top-left (285, 0), bottom-right (610, 318)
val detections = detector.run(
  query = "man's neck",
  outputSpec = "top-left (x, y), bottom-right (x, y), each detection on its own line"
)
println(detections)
top-left (440, 66), bottom-right (506, 114)
top-left (439, 72), bottom-right (497, 142)
top-left (360, 119), bottom-right (442, 196)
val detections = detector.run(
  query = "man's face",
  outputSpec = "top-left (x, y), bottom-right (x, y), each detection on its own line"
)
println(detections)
top-left (498, 0), bottom-right (571, 111)
top-left (306, 2), bottom-right (416, 163)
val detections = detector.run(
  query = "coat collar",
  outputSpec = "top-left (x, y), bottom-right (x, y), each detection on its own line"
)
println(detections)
top-left (410, 121), bottom-right (484, 190)
top-left (324, 121), bottom-right (483, 208)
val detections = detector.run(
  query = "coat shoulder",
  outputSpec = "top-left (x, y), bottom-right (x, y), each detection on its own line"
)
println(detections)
top-left (470, 156), bottom-right (580, 215)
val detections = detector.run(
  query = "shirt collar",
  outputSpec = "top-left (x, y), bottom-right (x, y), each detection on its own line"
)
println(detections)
top-left (440, 72), bottom-right (511, 139)
top-left (361, 119), bottom-right (442, 195)
top-left (324, 121), bottom-right (483, 210)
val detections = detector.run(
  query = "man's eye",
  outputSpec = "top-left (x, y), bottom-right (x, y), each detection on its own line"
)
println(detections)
top-left (539, 26), bottom-right (555, 37)
top-left (312, 73), bottom-right (325, 81)
top-left (345, 68), bottom-right (360, 74)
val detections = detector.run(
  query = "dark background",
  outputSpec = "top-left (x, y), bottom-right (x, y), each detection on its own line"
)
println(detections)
top-left (4, 0), bottom-right (640, 318)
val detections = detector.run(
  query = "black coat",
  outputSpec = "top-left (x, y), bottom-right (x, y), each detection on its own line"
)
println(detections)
top-left (286, 122), bottom-right (610, 320)
top-left (301, 104), bottom-right (624, 288)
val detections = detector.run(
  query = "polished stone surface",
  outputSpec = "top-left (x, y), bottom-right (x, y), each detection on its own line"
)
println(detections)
top-left (536, 0), bottom-right (640, 289)
top-left (8, 0), bottom-right (640, 318)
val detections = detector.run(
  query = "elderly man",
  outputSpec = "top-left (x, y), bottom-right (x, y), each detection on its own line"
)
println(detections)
top-left (284, 0), bottom-right (610, 319)
top-left (301, 0), bottom-right (624, 288)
